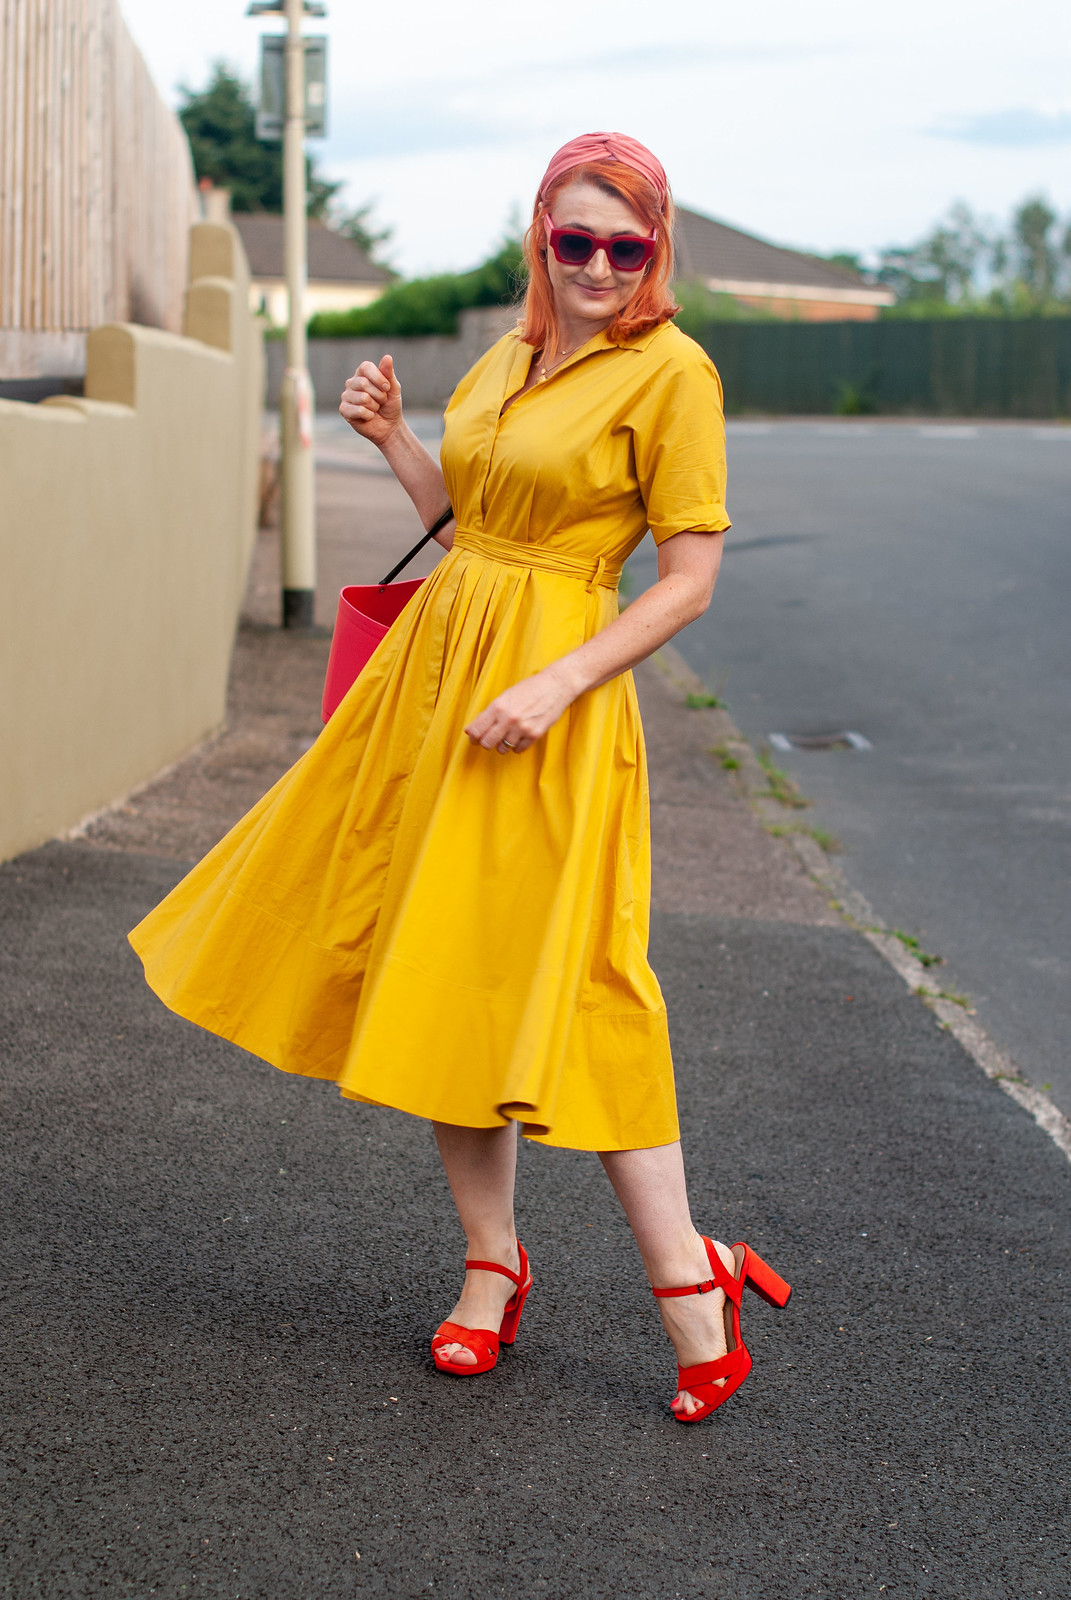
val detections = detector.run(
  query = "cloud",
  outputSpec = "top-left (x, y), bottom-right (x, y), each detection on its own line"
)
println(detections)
top-left (325, 41), bottom-right (846, 162)
top-left (327, 101), bottom-right (519, 159)
top-left (539, 41), bottom-right (842, 73)
top-left (931, 108), bottom-right (1071, 146)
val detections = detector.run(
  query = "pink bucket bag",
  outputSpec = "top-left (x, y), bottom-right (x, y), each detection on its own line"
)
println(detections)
top-left (321, 505), bottom-right (454, 722)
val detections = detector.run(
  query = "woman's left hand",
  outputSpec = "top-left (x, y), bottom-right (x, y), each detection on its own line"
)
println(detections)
top-left (465, 665), bottom-right (577, 755)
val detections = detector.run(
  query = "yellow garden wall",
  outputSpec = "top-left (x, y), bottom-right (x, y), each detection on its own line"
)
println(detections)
top-left (0, 222), bottom-right (263, 861)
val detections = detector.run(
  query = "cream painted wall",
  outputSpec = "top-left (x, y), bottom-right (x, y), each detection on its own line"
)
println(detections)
top-left (249, 280), bottom-right (385, 326)
top-left (0, 222), bottom-right (263, 862)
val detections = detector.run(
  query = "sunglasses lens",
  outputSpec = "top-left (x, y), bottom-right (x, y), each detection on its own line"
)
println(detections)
top-left (556, 232), bottom-right (595, 264)
top-left (609, 238), bottom-right (649, 270)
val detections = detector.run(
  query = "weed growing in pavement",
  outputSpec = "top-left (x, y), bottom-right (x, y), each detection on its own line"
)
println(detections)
top-left (757, 748), bottom-right (809, 809)
top-left (684, 690), bottom-right (725, 709)
top-left (766, 823), bottom-right (843, 853)
top-left (710, 743), bottom-right (742, 771)
top-left (806, 826), bottom-right (842, 853)
top-left (917, 985), bottom-right (976, 1014)
top-left (892, 929), bottom-right (944, 968)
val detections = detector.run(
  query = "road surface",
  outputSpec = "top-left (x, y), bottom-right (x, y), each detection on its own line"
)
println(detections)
top-left (631, 419), bottom-right (1071, 1116)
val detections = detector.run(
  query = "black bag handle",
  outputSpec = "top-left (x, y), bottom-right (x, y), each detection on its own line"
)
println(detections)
top-left (377, 505), bottom-right (454, 587)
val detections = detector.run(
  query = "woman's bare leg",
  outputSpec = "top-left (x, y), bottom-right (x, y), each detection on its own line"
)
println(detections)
top-left (432, 1120), bottom-right (523, 1365)
top-left (600, 1141), bottom-right (735, 1417)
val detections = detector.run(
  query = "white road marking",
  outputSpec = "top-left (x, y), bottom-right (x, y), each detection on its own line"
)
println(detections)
top-left (917, 426), bottom-right (978, 439)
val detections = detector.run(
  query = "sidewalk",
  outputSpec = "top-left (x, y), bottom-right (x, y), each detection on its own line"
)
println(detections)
top-left (2, 457), bottom-right (1069, 1598)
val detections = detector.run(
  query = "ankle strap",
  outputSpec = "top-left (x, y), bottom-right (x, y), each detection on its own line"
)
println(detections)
top-left (652, 1278), bottom-right (720, 1298)
top-left (465, 1243), bottom-right (527, 1288)
top-left (651, 1238), bottom-right (737, 1302)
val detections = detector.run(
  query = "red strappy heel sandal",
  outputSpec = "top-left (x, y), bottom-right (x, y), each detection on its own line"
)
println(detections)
top-left (431, 1243), bottom-right (532, 1376)
top-left (652, 1236), bottom-right (791, 1422)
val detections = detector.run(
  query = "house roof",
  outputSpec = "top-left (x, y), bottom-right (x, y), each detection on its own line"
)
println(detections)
top-left (674, 207), bottom-right (892, 306)
top-left (232, 215), bottom-right (393, 285)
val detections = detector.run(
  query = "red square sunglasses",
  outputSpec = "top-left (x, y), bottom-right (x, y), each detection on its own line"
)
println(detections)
top-left (544, 215), bottom-right (657, 272)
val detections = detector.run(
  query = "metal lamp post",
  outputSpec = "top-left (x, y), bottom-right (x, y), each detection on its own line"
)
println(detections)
top-left (248, 0), bottom-right (327, 631)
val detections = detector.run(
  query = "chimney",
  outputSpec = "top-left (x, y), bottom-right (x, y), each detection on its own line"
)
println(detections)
top-left (198, 178), bottom-right (232, 223)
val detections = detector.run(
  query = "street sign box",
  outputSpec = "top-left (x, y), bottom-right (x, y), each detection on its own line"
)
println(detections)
top-left (256, 35), bottom-right (328, 140)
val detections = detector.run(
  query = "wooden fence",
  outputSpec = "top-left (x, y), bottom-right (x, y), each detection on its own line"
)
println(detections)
top-left (695, 317), bottom-right (1071, 418)
top-left (0, 0), bottom-right (196, 359)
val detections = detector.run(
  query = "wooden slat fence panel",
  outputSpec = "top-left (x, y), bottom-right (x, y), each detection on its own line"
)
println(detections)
top-left (0, 0), bottom-right (196, 338)
top-left (697, 318), bottom-right (1071, 419)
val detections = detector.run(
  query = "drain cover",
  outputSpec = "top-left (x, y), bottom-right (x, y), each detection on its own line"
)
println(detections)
top-left (769, 731), bottom-right (872, 752)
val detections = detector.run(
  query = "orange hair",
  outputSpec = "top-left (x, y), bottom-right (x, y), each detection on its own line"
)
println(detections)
top-left (518, 160), bottom-right (678, 353)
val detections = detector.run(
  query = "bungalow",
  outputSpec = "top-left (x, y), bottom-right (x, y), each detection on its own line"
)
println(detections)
top-left (674, 206), bottom-right (893, 321)
top-left (230, 213), bottom-right (393, 326)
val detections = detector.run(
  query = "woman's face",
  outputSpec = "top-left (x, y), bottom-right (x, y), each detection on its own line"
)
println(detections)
top-left (543, 179), bottom-right (652, 342)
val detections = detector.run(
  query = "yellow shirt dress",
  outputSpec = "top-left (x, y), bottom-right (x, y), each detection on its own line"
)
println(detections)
top-left (129, 320), bottom-right (730, 1152)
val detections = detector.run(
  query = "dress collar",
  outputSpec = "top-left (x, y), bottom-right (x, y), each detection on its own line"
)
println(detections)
top-left (498, 318), bottom-right (670, 412)
top-left (507, 317), bottom-right (667, 372)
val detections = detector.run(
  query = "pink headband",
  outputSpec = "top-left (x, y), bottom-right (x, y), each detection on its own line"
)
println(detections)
top-left (538, 131), bottom-right (669, 212)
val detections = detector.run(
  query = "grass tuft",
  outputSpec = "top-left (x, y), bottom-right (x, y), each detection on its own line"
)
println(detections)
top-left (758, 747), bottom-right (809, 809)
top-left (917, 985), bottom-right (975, 1013)
top-left (710, 743), bottom-right (742, 771)
top-left (892, 929), bottom-right (944, 968)
top-left (684, 690), bottom-right (725, 710)
top-left (765, 823), bottom-right (842, 853)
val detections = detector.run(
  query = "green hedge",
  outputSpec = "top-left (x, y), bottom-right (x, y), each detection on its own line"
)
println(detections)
top-left (692, 317), bottom-right (1071, 417)
top-left (308, 242), bottom-right (524, 338)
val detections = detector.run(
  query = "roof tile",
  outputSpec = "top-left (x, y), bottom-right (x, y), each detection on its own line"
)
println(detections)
top-left (674, 207), bottom-right (870, 293)
top-left (231, 215), bottom-right (393, 285)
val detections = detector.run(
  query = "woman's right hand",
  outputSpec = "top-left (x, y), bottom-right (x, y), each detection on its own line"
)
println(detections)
top-left (339, 354), bottom-right (403, 449)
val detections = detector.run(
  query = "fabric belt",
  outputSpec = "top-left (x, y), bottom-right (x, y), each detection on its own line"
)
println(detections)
top-left (453, 527), bottom-right (622, 592)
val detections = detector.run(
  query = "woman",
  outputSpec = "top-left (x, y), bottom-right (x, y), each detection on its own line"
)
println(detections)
top-left (130, 131), bottom-right (790, 1422)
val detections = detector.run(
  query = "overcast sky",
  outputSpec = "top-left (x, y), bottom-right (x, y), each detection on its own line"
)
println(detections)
top-left (121, 0), bottom-right (1071, 277)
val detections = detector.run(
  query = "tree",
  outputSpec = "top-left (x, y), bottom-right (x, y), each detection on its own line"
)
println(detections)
top-left (878, 193), bottom-right (1071, 316)
top-left (825, 251), bottom-right (866, 276)
top-left (178, 62), bottom-right (340, 217)
top-left (1011, 196), bottom-right (1059, 304)
top-left (329, 200), bottom-right (395, 267)
top-left (877, 201), bottom-right (989, 305)
top-left (924, 202), bottom-right (989, 302)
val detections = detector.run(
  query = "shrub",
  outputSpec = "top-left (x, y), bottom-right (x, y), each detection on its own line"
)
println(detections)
top-left (308, 241), bottom-right (525, 338)
top-left (673, 280), bottom-right (778, 339)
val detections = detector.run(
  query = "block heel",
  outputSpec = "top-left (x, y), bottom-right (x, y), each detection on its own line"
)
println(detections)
top-left (741, 1244), bottom-right (792, 1309)
top-left (652, 1236), bottom-right (791, 1422)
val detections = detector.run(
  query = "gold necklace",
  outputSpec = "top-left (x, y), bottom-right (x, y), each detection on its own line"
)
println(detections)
top-left (538, 340), bottom-right (582, 382)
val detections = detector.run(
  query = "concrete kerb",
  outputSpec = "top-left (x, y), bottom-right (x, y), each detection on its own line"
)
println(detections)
top-left (652, 641), bottom-right (1071, 1166)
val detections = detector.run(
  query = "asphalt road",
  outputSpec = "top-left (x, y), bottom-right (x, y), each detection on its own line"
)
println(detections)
top-left (2, 842), bottom-right (1069, 1598)
top-left (631, 420), bottom-right (1071, 1118)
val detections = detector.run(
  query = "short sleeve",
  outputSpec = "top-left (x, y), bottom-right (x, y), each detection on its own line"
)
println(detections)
top-left (630, 336), bottom-right (730, 544)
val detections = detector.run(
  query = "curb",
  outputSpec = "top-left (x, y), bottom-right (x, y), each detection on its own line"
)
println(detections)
top-left (653, 643), bottom-right (1071, 1166)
